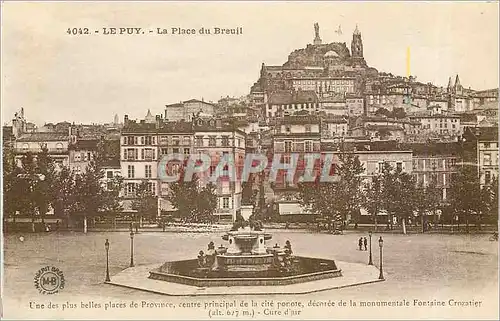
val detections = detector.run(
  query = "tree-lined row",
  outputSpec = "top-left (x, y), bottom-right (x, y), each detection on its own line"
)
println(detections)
top-left (297, 152), bottom-right (498, 234)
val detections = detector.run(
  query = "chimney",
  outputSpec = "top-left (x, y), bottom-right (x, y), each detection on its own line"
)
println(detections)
top-left (124, 115), bottom-right (129, 124)
top-left (156, 115), bottom-right (161, 129)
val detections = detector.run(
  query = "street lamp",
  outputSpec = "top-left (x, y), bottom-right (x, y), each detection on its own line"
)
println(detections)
top-left (105, 239), bottom-right (110, 282)
top-left (368, 231), bottom-right (373, 265)
top-left (130, 231), bottom-right (135, 267)
top-left (378, 236), bottom-right (384, 280)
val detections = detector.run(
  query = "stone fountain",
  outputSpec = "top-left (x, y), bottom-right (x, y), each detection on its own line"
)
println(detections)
top-left (149, 205), bottom-right (342, 287)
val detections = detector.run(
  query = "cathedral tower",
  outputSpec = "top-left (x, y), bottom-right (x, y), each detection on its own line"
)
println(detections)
top-left (351, 25), bottom-right (363, 58)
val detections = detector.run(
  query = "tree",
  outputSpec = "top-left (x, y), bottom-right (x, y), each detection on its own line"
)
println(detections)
top-left (447, 165), bottom-right (482, 233)
top-left (3, 144), bottom-right (19, 221)
top-left (69, 160), bottom-right (107, 232)
top-left (363, 174), bottom-right (384, 231)
top-left (335, 151), bottom-right (365, 227)
top-left (101, 175), bottom-right (124, 217)
top-left (52, 166), bottom-right (77, 223)
top-left (194, 182), bottom-right (218, 223)
top-left (241, 176), bottom-right (258, 207)
top-left (379, 162), bottom-right (416, 234)
top-left (166, 169), bottom-right (217, 223)
top-left (297, 151), bottom-right (365, 232)
top-left (131, 180), bottom-right (158, 222)
top-left (16, 150), bottom-right (56, 232)
top-left (479, 176), bottom-right (498, 225)
top-left (391, 107), bottom-right (407, 119)
top-left (375, 108), bottom-right (391, 118)
top-left (413, 180), bottom-right (441, 233)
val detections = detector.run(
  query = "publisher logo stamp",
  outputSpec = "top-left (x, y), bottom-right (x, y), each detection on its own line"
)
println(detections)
top-left (34, 266), bottom-right (65, 294)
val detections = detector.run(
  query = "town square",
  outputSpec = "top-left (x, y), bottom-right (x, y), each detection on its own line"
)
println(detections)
top-left (1, 2), bottom-right (499, 320)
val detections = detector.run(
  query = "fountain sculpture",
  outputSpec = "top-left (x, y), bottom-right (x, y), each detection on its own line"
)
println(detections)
top-left (149, 205), bottom-right (342, 287)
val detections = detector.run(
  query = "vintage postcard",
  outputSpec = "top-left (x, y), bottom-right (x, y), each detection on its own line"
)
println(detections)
top-left (1, 1), bottom-right (499, 320)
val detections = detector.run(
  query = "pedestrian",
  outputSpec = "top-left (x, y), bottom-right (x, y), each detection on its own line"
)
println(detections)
top-left (358, 237), bottom-right (363, 251)
top-left (363, 237), bottom-right (368, 251)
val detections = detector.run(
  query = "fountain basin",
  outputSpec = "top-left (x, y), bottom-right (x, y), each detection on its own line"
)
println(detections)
top-left (148, 256), bottom-right (342, 287)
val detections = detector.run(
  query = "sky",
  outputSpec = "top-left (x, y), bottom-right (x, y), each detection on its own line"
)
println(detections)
top-left (1, 1), bottom-right (498, 126)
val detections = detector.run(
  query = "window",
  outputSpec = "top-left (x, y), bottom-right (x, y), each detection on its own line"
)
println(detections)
top-left (145, 165), bottom-right (152, 178)
top-left (305, 141), bottom-right (313, 152)
top-left (107, 182), bottom-right (113, 191)
top-left (144, 148), bottom-right (153, 160)
top-left (123, 137), bottom-right (127, 145)
top-left (161, 148), bottom-right (168, 155)
top-left (74, 153), bottom-right (81, 161)
top-left (485, 171), bottom-right (491, 184)
top-left (195, 136), bottom-right (203, 146)
top-left (147, 182), bottom-right (156, 194)
top-left (141, 137), bottom-right (145, 145)
top-left (484, 154), bottom-right (492, 166)
top-left (285, 126), bottom-right (291, 133)
top-left (125, 148), bottom-right (137, 160)
top-left (172, 136), bottom-right (180, 146)
top-left (305, 124), bottom-right (311, 133)
top-left (107, 171), bottom-right (113, 178)
top-left (221, 136), bottom-right (229, 147)
top-left (484, 143), bottom-right (491, 149)
top-left (378, 162), bottom-right (384, 173)
top-left (23, 143), bottom-right (29, 151)
top-left (127, 165), bottom-right (135, 178)
top-left (285, 141), bottom-right (292, 153)
top-left (56, 143), bottom-right (63, 151)
top-left (184, 148), bottom-right (190, 155)
top-left (209, 136), bottom-right (216, 147)
top-left (173, 148), bottom-right (179, 154)
top-left (222, 197), bottom-right (230, 209)
top-left (283, 155), bottom-right (291, 164)
top-left (183, 136), bottom-right (190, 145)
top-left (145, 136), bottom-right (152, 145)
top-left (126, 183), bottom-right (136, 196)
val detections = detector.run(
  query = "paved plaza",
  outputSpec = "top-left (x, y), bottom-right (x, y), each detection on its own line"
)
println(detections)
top-left (2, 230), bottom-right (499, 319)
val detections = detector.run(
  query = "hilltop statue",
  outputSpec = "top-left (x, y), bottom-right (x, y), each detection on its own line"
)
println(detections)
top-left (313, 23), bottom-right (322, 45)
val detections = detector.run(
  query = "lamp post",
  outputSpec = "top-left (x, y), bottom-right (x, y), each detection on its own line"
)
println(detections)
top-left (378, 236), bottom-right (384, 280)
top-left (368, 231), bottom-right (373, 265)
top-left (130, 231), bottom-right (135, 267)
top-left (105, 239), bottom-right (110, 282)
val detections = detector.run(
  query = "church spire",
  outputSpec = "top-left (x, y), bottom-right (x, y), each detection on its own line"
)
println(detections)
top-left (354, 24), bottom-right (361, 35)
top-left (454, 74), bottom-right (461, 88)
top-left (447, 76), bottom-right (453, 89)
top-left (351, 24), bottom-right (363, 58)
top-left (145, 109), bottom-right (155, 123)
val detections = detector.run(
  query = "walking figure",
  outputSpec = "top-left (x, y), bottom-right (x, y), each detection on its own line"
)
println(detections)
top-left (363, 237), bottom-right (368, 251)
top-left (358, 237), bottom-right (363, 251)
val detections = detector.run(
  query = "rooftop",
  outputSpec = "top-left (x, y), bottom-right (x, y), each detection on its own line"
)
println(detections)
top-left (17, 132), bottom-right (69, 142)
top-left (268, 90), bottom-right (318, 105)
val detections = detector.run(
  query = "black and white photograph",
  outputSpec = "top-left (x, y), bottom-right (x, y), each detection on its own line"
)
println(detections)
top-left (1, 1), bottom-right (499, 319)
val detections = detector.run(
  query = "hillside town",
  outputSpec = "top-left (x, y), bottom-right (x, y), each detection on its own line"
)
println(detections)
top-left (3, 23), bottom-right (498, 233)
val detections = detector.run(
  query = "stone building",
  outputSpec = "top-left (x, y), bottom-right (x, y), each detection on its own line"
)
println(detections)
top-left (405, 142), bottom-right (461, 201)
top-left (164, 99), bottom-right (216, 122)
top-left (462, 126), bottom-right (499, 187)
top-left (68, 139), bottom-right (97, 174)
top-left (120, 115), bottom-right (160, 215)
top-left (192, 117), bottom-right (246, 221)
